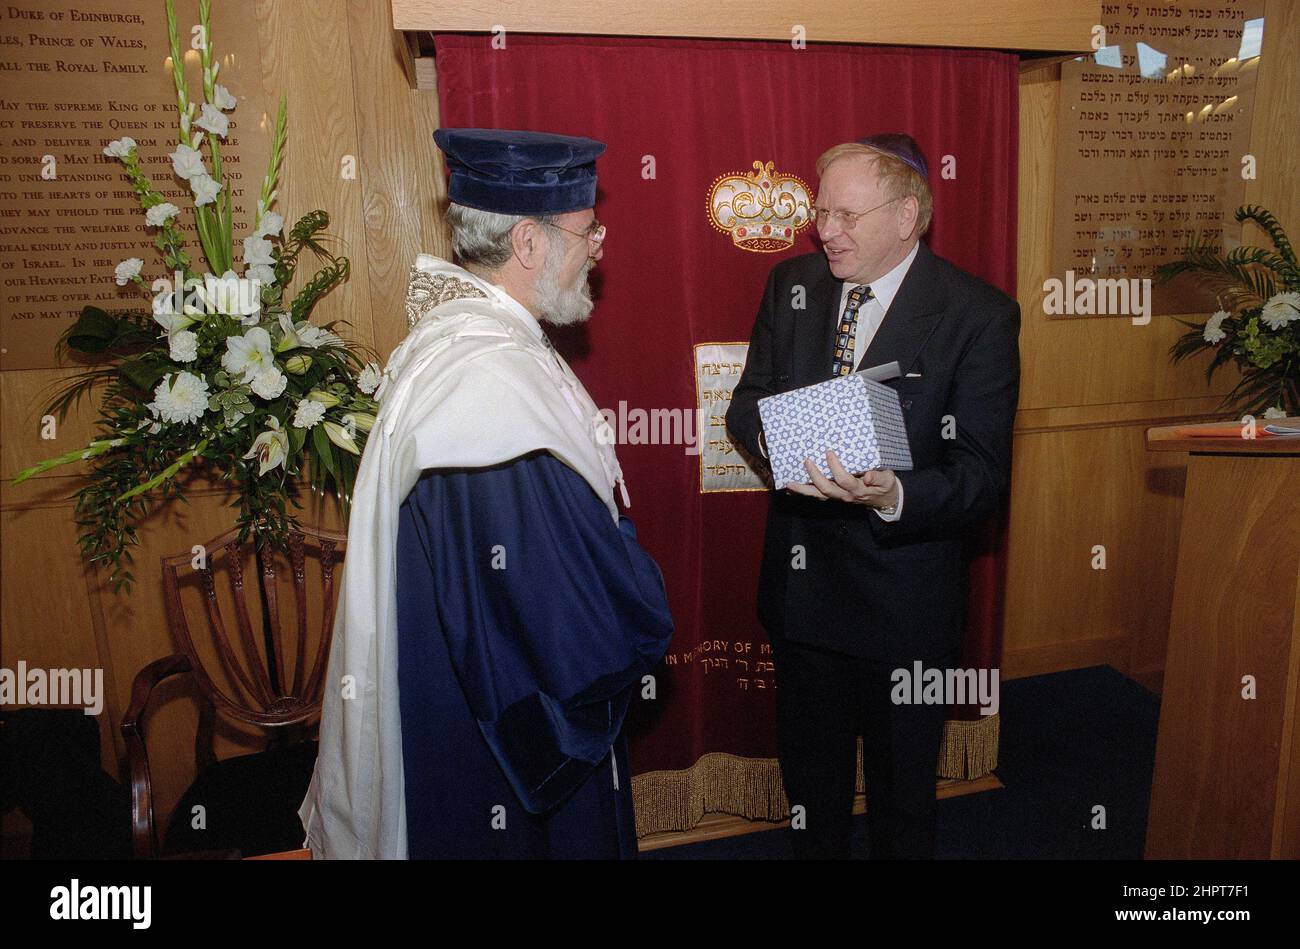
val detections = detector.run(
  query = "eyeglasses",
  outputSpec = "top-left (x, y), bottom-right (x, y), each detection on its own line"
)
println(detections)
top-left (547, 219), bottom-right (607, 247)
top-left (811, 197), bottom-right (900, 229)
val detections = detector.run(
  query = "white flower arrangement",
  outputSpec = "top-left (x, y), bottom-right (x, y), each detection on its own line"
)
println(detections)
top-left (13, 0), bottom-right (380, 593)
top-left (1162, 206), bottom-right (1300, 420)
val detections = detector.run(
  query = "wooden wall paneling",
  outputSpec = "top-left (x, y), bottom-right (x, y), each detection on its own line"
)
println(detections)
top-left (1281, 560), bottom-right (1300, 857)
top-left (252, 0), bottom-right (377, 358)
top-left (344, 0), bottom-right (452, 362)
top-left (1145, 452), bottom-right (1300, 858)
top-left (1, 368), bottom-right (101, 482)
top-left (1001, 2), bottom-right (1300, 688)
top-left (391, 0), bottom-right (1102, 53)
top-left (1243, 0), bottom-right (1298, 230)
top-left (1002, 420), bottom-right (1186, 678)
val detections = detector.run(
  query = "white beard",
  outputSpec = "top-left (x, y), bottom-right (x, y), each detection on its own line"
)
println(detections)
top-left (536, 247), bottom-right (594, 326)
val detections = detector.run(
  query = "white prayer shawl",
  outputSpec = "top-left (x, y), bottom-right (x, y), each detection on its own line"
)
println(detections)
top-left (299, 255), bottom-right (628, 859)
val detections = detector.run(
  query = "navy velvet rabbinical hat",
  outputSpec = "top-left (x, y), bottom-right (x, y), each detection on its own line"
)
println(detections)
top-left (857, 132), bottom-right (929, 180)
top-left (433, 128), bottom-right (606, 216)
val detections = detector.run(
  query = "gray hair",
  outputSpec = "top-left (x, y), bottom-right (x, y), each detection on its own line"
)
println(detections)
top-left (446, 202), bottom-right (555, 270)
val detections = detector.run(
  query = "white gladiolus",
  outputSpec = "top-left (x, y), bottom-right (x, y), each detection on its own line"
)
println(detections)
top-left (247, 263), bottom-right (277, 289)
top-left (147, 371), bottom-right (209, 425)
top-left (1260, 292), bottom-right (1300, 331)
top-left (255, 211), bottom-right (284, 239)
top-left (196, 102), bottom-right (230, 138)
top-left (1202, 309), bottom-right (1229, 344)
top-left (169, 143), bottom-right (206, 181)
top-left (222, 326), bottom-right (276, 383)
top-left (243, 235), bottom-right (275, 268)
top-left (250, 366), bottom-right (288, 400)
top-left (214, 84), bottom-right (237, 110)
top-left (114, 258), bottom-right (144, 285)
top-left (190, 172), bottom-right (222, 207)
top-left (243, 417), bottom-right (289, 476)
top-left (169, 330), bottom-right (199, 362)
top-left (102, 137), bottom-right (136, 159)
top-left (293, 398), bottom-right (327, 429)
top-left (145, 202), bottom-right (181, 227)
top-left (357, 362), bottom-right (381, 395)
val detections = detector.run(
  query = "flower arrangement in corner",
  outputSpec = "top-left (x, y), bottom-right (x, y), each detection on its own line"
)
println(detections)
top-left (12, 0), bottom-right (381, 593)
top-left (1159, 205), bottom-right (1300, 419)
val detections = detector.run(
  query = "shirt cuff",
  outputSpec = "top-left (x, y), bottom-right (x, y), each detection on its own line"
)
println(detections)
top-left (873, 476), bottom-right (903, 521)
top-left (757, 430), bottom-right (769, 459)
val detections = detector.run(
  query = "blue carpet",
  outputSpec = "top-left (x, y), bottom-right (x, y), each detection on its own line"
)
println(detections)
top-left (642, 665), bottom-right (1161, 859)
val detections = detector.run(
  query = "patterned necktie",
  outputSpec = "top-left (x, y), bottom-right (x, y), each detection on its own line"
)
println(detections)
top-left (831, 284), bottom-right (874, 377)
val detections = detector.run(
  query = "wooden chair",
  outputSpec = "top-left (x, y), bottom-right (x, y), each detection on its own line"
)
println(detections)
top-left (121, 524), bottom-right (346, 858)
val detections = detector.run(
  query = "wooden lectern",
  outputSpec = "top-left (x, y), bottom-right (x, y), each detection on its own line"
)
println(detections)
top-left (1145, 419), bottom-right (1300, 859)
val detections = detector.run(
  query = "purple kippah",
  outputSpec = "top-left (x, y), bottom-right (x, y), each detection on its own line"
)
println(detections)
top-left (857, 133), bottom-right (929, 180)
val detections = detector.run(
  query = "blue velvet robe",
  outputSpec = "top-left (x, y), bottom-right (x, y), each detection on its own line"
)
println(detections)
top-left (395, 450), bottom-right (673, 858)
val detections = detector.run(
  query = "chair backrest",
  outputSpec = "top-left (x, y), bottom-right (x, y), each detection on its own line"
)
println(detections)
top-left (159, 525), bottom-right (346, 729)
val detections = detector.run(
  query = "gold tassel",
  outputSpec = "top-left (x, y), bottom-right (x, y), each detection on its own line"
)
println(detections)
top-left (631, 714), bottom-right (1000, 837)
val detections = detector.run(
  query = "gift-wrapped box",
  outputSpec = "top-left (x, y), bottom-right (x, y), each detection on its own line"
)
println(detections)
top-left (757, 374), bottom-right (913, 488)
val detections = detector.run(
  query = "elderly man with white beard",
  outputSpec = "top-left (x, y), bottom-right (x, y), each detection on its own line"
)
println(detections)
top-left (299, 128), bottom-right (674, 859)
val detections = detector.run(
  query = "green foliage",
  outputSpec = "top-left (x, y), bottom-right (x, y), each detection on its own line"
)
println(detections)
top-left (1156, 204), bottom-right (1300, 419)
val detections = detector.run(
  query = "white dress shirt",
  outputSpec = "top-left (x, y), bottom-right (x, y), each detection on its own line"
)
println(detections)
top-left (836, 242), bottom-right (920, 521)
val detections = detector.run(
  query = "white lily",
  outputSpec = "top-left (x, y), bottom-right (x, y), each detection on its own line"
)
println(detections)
top-left (152, 289), bottom-right (203, 334)
top-left (243, 417), bottom-right (289, 476)
top-left (322, 420), bottom-right (361, 455)
top-left (221, 326), bottom-right (275, 383)
top-left (306, 389), bottom-right (341, 408)
top-left (276, 313), bottom-right (301, 352)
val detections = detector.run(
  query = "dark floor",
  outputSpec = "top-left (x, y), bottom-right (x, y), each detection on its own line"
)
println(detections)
top-left (643, 664), bottom-right (1162, 859)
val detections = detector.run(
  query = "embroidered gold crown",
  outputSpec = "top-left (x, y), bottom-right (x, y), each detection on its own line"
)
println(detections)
top-left (707, 160), bottom-right (812, 253)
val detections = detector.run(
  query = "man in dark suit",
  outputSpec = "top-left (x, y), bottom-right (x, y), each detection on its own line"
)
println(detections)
top-left (726, 134), bottom-right (1020, 859)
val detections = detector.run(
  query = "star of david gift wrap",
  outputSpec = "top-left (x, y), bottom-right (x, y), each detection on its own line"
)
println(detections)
top-left (758, 375), bottom-right (914, 488)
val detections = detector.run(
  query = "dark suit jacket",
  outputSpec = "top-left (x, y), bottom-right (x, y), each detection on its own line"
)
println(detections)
top-left (726, 242), bottom-right (1021, 661)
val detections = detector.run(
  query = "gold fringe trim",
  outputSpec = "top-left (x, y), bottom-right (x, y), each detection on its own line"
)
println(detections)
top-left (632, 713), bottom-right (1000, 837)
top-left (937, 713), bottom-right (1000, 780)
